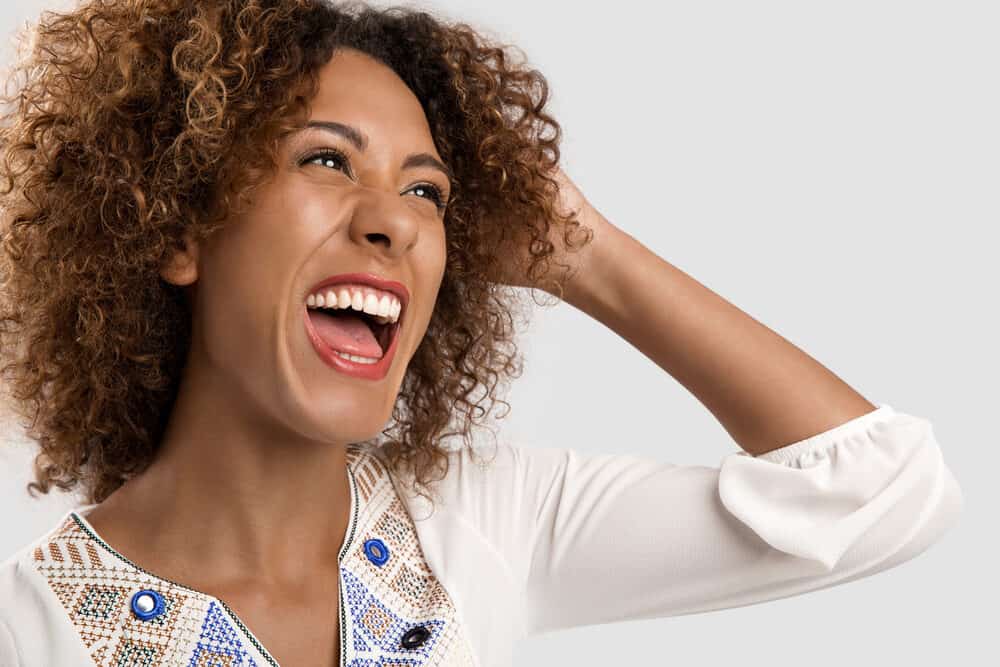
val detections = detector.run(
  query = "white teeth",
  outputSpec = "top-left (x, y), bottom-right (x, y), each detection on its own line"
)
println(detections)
top-left (363, 292), bottom-right (379, 315)
top-left (331, 350), bottom-right (380, 364)
top-left (305, 284), bottom-right (403, 324)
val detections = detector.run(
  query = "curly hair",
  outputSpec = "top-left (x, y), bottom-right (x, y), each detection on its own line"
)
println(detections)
top-left (0, 0), bottom-right (591, 509)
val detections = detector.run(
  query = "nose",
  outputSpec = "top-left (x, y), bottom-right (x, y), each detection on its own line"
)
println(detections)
top-left (347, 186), bottom-right (421, 259)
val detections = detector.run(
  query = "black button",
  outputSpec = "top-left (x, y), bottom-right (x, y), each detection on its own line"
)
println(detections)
top-left (401, 624), bottom-right (430, 649)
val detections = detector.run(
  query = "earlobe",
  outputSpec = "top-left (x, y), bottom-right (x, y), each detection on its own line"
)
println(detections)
top-left (159, 231), bottom-right (199, 287)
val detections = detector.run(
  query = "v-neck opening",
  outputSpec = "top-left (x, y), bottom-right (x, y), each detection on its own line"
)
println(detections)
top-left (66, 457), bottom-right (361, 667)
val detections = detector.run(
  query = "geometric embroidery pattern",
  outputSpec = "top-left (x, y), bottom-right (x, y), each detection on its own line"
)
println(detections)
top-left (343, 567), bottom-right (450, 661)
top-left (192, 602), bottom-right (259, 666)
top-left (31, 517), bottom-right (263, 666)
top-left (33, 514), bottom-right (259, 667)
top-left (340, 446), bottom-right (475, 666)
top-left (28, 442), bottom-right (475, 666)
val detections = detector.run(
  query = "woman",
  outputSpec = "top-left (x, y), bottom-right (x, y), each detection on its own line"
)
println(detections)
top-left (0, 1), bottom-right (963, 666)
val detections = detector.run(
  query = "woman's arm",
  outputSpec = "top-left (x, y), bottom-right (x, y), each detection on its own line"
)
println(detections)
top-left (470, 167), bottom-right (962, 635)
top-left (549, 167), bottom-right (876, 457)
top-left (429, 408), bottom-right (963, 636)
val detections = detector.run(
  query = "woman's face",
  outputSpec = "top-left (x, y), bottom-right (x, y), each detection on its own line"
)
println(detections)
top-left (165, 48), bottom-right (450, 446)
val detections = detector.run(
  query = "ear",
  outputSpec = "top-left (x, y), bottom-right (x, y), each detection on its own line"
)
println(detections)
top-left (159, 230), bottom-right (199, 287)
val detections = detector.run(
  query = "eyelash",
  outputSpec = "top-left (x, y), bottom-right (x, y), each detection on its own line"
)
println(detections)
top-left (300, 148), bottom-right (449, 211)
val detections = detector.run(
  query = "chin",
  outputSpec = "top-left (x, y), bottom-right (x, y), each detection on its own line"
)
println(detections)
top-left (328, 407), bottom-right (396, 443)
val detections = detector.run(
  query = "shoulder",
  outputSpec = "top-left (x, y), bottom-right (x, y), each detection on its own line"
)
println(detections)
top-left (383, 437), bottom-right (556, 511)
top-left (440, 435), bottom-right (578, 482)
top-left (0, 541), bottom-right (29, 655)
top-left (382, 436), bottom-right (579, 551)
top-left (0, 524), bottom-right (45, 666)
top-left (0, 509), bottom-right (68, 609)
top-left (430, 436), bottom-right (628, 507)
top-left (0, 509), bottom-right (96, 665)
top-left (0, 514), bottom-right (59, 604)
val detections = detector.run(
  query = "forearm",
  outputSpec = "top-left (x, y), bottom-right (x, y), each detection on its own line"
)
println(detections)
top-left (558, 215), bottom-right (877, 457)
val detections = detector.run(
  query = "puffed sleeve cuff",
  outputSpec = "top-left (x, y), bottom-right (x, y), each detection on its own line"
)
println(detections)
top-left (717, 404), bottom-right (953, 571)
top-left (749, 404), bottom-right (898, 465)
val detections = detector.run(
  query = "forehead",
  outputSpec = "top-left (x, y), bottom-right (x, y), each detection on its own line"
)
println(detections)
top-left (308, 49), bottom-right (435, 148)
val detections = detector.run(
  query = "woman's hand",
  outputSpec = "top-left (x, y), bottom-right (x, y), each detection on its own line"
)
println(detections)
top-left (486, 164), bottom-right (608, 299)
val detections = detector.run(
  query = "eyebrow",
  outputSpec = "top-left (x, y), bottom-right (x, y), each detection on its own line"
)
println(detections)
top-left (301, 120), bottom-right (454, 184)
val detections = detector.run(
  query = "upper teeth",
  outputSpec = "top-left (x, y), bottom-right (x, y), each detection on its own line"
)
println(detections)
top-left (306, 284), bottom-right (402, 325)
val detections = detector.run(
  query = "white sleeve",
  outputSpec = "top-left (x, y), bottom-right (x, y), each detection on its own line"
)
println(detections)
top-left (453, 403), bottom-right (963, 637)
top-left (0, 615), bottom-right (18, 667)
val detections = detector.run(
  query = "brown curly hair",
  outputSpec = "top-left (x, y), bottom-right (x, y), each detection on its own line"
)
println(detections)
top-left (0, 0), bottom-right (591, 508)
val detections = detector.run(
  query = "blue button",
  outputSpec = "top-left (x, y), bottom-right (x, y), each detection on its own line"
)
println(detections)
top-left (130, 589), bottom-right (165, 620)
top-left (364, 538), bottom-right (390, 566)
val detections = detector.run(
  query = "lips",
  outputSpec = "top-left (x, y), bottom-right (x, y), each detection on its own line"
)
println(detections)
top-left (301, 272), bottom-right (410, 381)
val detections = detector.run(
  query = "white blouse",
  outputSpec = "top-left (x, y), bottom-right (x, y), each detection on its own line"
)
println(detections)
top-left (0, 403), bottom-right (964, 666)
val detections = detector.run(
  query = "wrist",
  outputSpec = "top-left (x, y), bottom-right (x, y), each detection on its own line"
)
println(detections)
top-left (549, 213), bottom-right (625, 320)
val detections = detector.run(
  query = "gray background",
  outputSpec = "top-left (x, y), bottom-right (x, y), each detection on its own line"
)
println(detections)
top-left (1, 1), bottom-right (995, 665)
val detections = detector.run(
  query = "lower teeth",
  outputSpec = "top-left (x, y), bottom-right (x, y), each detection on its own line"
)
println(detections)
top-left (333, 350), bottom-right (380, 364)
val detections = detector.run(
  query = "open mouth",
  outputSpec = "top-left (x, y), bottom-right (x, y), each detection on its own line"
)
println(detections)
top-left (304, 305), bottom-right (402, 358)
top-left (302, 274), bottom-right (409, 369)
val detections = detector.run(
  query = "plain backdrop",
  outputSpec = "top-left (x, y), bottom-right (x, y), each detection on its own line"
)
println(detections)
top-left (1, 1), bottom-right (995, 665)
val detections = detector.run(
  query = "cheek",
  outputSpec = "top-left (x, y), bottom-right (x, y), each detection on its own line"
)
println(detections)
top-left (195, 194), bottom-right (307, 357)
top-left (430, 225), bottom-right (448, 286)
top-left (424, 238), bottom-right (448, 320)
top-left (405, 236), bottom-right (447, 342)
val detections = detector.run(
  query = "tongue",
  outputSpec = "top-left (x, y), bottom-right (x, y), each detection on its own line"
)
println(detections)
top-left (308, 309), bottom-right (383, 358)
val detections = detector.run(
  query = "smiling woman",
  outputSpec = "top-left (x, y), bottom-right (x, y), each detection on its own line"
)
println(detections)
top-left (0, 1), bottom-right (964, 666)
top-left (0, 1), bottom-right (588, 664)
top-left (0, 0), bottom-right (581, 515)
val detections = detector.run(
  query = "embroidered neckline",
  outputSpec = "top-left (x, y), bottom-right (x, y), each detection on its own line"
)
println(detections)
top-left (65, 443), bottom-right (368, 667)
top-left (28, 442), bottom-right (476, 665)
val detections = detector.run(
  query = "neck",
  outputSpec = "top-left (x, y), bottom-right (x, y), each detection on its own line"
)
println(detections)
top-left (93, 360), bottom-right (355, 592)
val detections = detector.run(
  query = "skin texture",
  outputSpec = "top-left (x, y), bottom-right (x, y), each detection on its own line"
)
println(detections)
top-left (84, 48), bottom-right (449, 666)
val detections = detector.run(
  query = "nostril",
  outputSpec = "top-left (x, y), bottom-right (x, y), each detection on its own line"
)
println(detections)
top-left (365, 232), bottom-right (391, 247)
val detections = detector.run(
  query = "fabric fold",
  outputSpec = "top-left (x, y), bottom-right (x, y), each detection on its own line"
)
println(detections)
top-left (718, 404), bottom-right (949, 570)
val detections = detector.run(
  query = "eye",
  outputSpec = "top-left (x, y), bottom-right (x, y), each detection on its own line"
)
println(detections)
top-left (302, 148), bottom-right (352, 175)
top-left (410, 183), bottom-right (448, 210)
top-left (300, 148), bottom-right (449, 212)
